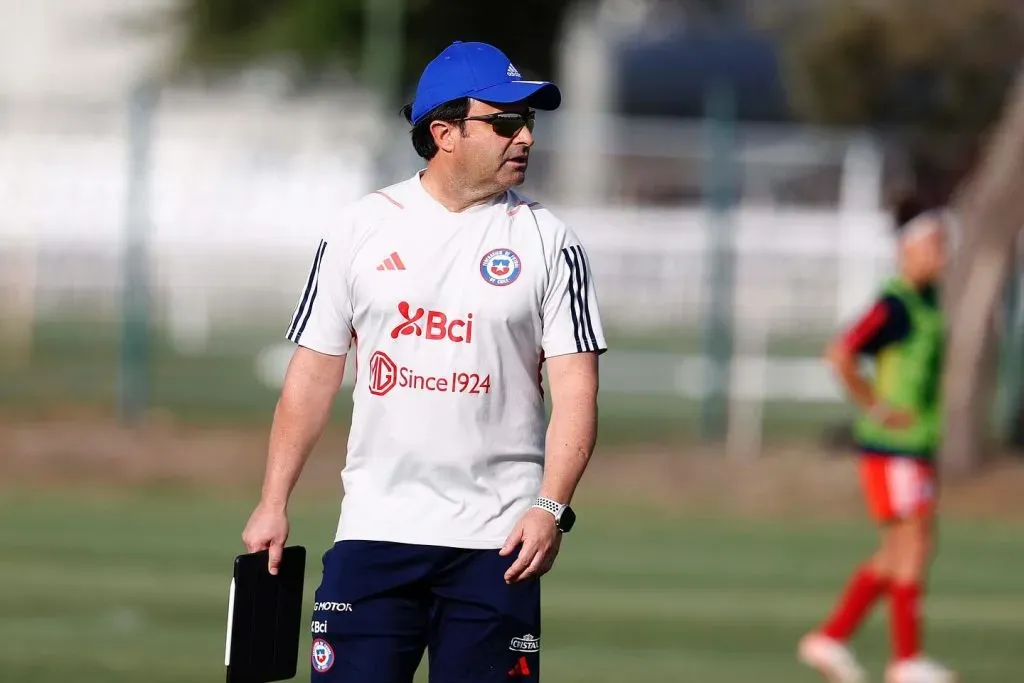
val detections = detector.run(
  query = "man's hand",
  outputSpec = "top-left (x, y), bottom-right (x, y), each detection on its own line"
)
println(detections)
top-left (241, 502), bottom-right (290, 575)
top-left (499, 507), bottom-right (562, 584)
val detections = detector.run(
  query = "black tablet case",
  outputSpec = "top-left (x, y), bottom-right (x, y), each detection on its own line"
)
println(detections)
top-left (225, 545), bottom-right (307, 682)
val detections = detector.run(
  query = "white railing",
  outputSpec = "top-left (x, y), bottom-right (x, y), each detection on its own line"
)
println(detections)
top-left (0, 94), bottom-right (899, 440)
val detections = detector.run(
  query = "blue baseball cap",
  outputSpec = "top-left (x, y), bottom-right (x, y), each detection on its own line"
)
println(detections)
top-left (408, 41), bottom-right (561, 125)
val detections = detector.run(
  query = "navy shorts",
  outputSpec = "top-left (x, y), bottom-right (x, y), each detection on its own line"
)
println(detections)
top-left (309, 540), bottom-right (541, 683)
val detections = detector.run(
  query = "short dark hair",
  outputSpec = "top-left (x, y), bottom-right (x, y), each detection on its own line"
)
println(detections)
top-left (400, 98), bottom-right (471, 160)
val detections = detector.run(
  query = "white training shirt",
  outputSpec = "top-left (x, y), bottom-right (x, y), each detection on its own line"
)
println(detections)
top-left (286, 171), bottom-right (607, 549)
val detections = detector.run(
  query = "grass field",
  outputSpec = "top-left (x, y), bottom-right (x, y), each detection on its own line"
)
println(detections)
top-left (2, 486), bottom-right (1022, 683)
top-left (0, 317), bottom-right (854, 447)
top-left (5, 314), bottom-right (1021, 681)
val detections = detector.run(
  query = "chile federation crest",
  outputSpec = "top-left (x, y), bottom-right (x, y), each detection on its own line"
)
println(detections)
top-left (312, 638), bottom-right (334, 673)
top-left (480, 248), bottom-right (522, 286)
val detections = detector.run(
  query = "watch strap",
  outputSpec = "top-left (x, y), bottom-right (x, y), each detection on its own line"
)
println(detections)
top-left (531, 497), bottom-right (566, 521)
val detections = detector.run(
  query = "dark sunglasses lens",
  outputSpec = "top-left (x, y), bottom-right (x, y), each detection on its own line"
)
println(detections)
top-left (492, 115), bottom-right (533, 137)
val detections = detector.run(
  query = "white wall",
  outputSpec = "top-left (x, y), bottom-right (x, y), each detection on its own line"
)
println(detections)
top-left (0, 0), bottom-right (174, 99)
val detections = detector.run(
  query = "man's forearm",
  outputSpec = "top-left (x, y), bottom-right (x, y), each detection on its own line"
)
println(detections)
top-left (539, 397), bottom-right (597, 504)
top-left (260, 393), bottom-right (333, 510)
top-left (259, 348), bottom-right (346, 510)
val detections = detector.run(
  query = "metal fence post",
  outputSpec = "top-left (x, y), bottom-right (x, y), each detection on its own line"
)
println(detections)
top-left (362, 0), bottom-right (405, 189)
top-left (999, 242), bottom-right (1024, 447)
top-left (699, 80), bottom-right (738, 442)
top-left (117, 80), bottom-right (158, 424)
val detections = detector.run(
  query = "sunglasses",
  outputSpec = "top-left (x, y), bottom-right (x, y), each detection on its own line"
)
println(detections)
top-left (459, 110), bottom-right (536, 138)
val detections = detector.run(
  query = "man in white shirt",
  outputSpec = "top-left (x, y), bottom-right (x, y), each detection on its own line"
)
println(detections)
top-left (242, 40), bottom-right (607, 683)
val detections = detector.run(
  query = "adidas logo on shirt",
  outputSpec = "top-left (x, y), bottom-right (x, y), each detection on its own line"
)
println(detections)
top-left (376, 252), bottom-right (406, 271)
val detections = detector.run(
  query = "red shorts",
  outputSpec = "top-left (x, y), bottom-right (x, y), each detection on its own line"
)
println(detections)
top-left (858, 454), bottom-right (936, 523)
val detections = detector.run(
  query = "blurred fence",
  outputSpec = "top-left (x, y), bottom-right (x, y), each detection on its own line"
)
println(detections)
top-left (0, 88), bottom-right (900, 445)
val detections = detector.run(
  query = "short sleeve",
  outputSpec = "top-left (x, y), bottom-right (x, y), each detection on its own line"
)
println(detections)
top-left (541, 228), bottom-right (608, 358)
top-left (840, 295), bottom-right (911, 357)
top-left (284, 232), bottom-right (353, 355)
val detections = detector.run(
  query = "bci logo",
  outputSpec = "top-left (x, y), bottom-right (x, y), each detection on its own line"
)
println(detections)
top-left (390, 301), bottom-right (473, 343)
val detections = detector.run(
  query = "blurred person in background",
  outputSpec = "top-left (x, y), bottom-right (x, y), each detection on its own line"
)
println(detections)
top-left (798, 196), bottom-right (956, 683)
top-left (241, 40), bottom-right (607, 683)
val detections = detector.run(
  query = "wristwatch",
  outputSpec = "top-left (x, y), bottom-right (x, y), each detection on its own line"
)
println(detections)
top-left (532, 497), bottom-right (576, 533)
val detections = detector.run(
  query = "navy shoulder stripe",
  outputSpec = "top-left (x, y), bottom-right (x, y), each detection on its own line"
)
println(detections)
top-left (287, 239), bottom-right (327, 342)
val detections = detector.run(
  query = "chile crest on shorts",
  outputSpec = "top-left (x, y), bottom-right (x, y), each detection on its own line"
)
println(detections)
top-left (312, 637), bottom-right (334, 673)
top-left (480, 248), bottom-right (522, 286)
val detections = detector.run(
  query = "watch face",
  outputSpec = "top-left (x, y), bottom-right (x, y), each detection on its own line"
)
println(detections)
top-left (558, 506), bottom-right (576, 532)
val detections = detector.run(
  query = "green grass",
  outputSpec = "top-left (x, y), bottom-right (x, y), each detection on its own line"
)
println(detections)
top-left (1, 486), bottom-right (1021, 682)
top-left (604, 325), bottom-right (832, 357)
top-left (1, 318), bottom-right (853, 446)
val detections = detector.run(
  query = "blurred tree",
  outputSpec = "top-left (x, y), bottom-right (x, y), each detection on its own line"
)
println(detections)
top-left (941, 64), bottom-right (1024, 478)
top-left (780, 0), bottom-right (1024, 475)
top-left (779, 0), bottom-right (1024, 192)
top-left (158, 0), bottom-right (585, 101)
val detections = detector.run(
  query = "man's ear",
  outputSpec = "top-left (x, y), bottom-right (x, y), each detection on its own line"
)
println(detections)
top-left (431, 120), bottom-right (459, 154)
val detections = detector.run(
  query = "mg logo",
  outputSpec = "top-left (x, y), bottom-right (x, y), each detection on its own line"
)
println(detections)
top-left (368, 351), bottom-right (398, 396)
top-left (390, 301), bottom-right (473, 343)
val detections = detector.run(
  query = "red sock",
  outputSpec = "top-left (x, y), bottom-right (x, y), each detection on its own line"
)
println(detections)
top-left (821, 565), bottom-right (888, 640)
top-left (890, 582), bottom-right (921, 661)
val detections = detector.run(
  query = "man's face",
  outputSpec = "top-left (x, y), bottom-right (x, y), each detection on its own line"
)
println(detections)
top-left (449, 99), bottom-right (536, 191)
